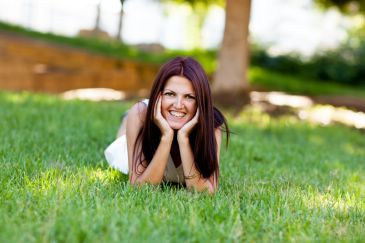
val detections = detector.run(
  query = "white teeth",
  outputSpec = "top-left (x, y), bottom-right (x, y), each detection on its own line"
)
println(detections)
top-left (170, 111), bottom-right (185, 118)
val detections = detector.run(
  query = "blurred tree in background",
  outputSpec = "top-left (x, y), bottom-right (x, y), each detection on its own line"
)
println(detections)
top-left (164, 0), bottom-right (252, 105)
top-left (161, 0), bottom-right (224, 49)
top-left (251, 0), bottom-right (365, 87)
top-left (315, 0), bottom-right (365, 13)
top-left (212, 0), bottom-right (251, 104)
top-left (116, 0), bottom-right (126, 42)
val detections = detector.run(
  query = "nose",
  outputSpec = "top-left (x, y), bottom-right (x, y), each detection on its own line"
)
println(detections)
top-left (174, 97), bottom-right (184, 109)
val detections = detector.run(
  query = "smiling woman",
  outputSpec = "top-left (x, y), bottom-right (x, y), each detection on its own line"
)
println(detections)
top-left (161, 76), bottom-right (197, 130)
top-left (104, 57), bottom-right (229, 194)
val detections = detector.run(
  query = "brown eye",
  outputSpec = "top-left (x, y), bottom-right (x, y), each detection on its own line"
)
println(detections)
top-left (186, 95), bottom-right (196, 100)
top-left (164, 92), bottom-right (175, 97)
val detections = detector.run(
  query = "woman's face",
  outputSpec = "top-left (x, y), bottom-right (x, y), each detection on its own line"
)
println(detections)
top-left (161, 75), bottom-right (197, 130)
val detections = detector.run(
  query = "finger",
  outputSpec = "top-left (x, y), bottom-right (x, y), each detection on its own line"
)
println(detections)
top-left (193, 109), bottom-right (199, 122)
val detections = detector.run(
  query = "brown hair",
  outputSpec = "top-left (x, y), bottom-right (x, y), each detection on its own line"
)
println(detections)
top-left (133, 57), bottom-right (229, 187)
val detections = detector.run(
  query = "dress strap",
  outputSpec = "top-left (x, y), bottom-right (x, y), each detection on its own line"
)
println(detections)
top-left (141, 99), bottom-right (149, 106)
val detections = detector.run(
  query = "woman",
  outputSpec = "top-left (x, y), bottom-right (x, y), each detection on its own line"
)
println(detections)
top-left (105, 57), bottom-right (229, 193)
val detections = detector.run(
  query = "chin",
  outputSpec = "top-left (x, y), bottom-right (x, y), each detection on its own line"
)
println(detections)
top-left (168, 121), bottom-right (186, 130)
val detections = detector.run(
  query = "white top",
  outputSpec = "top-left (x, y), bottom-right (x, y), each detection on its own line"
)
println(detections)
top-left (104, 99), bottom-right (185, 184)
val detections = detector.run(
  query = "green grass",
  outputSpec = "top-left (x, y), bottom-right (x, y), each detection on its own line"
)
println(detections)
top-left (1, 91), bottom-right (364, 242)
top-left (249, 66), bottom-right (365, 98)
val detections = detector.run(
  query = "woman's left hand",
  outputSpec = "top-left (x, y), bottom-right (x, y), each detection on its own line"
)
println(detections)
top-left (177, 109), bottom-right (199, 140)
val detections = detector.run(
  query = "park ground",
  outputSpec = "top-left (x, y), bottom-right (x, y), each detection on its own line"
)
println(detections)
top-left (1, 24), bottom-right (365, 242)
top-left (0, 90), bottom-right (364, 242)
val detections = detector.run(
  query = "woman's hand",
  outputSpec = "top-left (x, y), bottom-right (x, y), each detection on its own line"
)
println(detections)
top-left (177, 109), bottom-right (199, 140)
top-left (154, 94), bottom-right (173, 138)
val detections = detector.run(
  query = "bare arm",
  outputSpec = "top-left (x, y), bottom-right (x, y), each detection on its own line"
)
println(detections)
top-left (178, 128), bottom-right (222, 194)
top-left (126, 101), bottom-right (174, 185)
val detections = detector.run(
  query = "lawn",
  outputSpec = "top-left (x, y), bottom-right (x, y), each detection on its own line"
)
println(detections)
top-left (1, 91), bottom-right (364, 242)
top-left (248, 66), bottom-right (365, 98)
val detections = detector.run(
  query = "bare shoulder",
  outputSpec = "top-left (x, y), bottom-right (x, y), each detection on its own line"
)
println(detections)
top-left (127, 101), bottom-right (148, 125)
top-left (215, 127), bottom-right (222, 141)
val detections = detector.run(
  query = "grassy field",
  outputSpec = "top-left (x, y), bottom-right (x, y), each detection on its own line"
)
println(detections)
top-left (1, 91), bottom-right (364, 242)
top-left (249, 67), bottom-right (365, 98)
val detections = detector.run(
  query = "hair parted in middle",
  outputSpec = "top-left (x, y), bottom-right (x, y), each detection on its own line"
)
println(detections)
top-left (132, 56), bottom-right (229, 186)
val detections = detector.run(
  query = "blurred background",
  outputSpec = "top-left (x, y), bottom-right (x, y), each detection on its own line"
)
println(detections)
top-left (0, 0), bottom-right (365, 126)
top-left (0, 0), bottom-right (358, 52)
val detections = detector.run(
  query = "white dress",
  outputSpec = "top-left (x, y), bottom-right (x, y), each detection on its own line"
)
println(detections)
top-left (104, 99), bottom-right (185, 184)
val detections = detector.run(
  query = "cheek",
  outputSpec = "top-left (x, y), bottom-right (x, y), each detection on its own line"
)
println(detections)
top-left (160, 98), bottom-right (169, 118)
top-left (188, 103), bottom-right (197, 117)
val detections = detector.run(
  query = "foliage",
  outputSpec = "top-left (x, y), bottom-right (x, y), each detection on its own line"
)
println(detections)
top-left (1, 91), bottom-right (365, 242)
top-left (315, 0), bottom-right (365, 14)
top-left (158, 0), bottom-right (224, 49)
top-left (159, 0), bottom-right (224, 8)
top-left (251, 41), bottom-right (365, 87)
top-left (248, 66), bottom-right (365, 98)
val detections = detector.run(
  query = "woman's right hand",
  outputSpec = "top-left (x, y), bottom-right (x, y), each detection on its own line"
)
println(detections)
top-left (154, 94), bottom-right (173, 138)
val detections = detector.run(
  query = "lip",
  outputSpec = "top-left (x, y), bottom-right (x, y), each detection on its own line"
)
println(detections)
top-left (166, 114), bottom-right (187, 129)
top-left (169, 110), bottom-right (186, 118)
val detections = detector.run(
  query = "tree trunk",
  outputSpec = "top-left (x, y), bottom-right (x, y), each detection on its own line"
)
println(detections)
top-left (116, 0), bottom-right (125, 42)
top-left (94, 2), bottom-right (102, 32)
top-left (212, 0), bottom-right (251, 107)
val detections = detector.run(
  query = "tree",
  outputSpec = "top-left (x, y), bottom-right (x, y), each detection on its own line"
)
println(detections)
top-left (315, 0), bottom-right (365, 44)
top-left (315, 0), bottom-right (365, 13)
top-left (212, 0), bottom-right (252, 106)
top-left (161, 0), bottom-right (223, 49)
top-left (116, 0), bottom-right (126, 42)
top-left (94, 1), bottom-right (102, 32)
top-left (161, 0), bottom-right (251, 106)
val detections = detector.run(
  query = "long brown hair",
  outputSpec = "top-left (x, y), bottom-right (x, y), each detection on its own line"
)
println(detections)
top-left (133, 57), bottom-right (229, 185)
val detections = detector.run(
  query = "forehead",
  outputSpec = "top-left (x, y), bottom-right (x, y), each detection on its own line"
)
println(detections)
top-left (164, 76), bottom-right (195, 94)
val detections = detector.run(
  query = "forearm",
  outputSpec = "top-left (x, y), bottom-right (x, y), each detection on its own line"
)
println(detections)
top-left (178, 137), bottom-right (215, 193)
top-left (134, 135), bottom-right (173, 185)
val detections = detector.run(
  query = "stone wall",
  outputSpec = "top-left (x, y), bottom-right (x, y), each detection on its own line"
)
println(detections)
top-left (0, 32), bottom-right (159, 95)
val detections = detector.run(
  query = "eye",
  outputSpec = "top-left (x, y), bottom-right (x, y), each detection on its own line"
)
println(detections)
top-left (163, 91), bottom-right (175, 97)
top-left (186, 95), bottom-right (196, 100)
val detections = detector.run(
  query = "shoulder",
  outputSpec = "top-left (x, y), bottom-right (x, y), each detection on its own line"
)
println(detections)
top-left (129, 101), bottom-right (148, 117)
top-left (127, 101), bottom-right (148, 127)
top-left (214, 127), bottom-right (222, 144)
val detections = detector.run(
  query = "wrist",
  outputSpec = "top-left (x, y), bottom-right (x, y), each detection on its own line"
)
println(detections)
top-left (161, 132), bottom-right (174, 143)
top-left (177, 133), bottom-right (189, 144)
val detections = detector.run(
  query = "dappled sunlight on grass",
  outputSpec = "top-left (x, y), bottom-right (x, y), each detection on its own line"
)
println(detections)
top-left (1, 92), bottom-right (29, 104)
top-left (1, 91), bottom-right (365, 242)
top-left (0, 91), bottom-right (61, 105)
top-left (231, 104), bottom-right (301, 130)
top-left (85, 167), bottom-right (127, 184)
top-left (61, 88), bottom-right (127, 101)
top-left (231, 105), bottom-right (276, 128)
top-left (299, 105), bottom-right (365, 129)
top-left (245, 90), bottom-right (365, 130)
top-left (302, 189), bottom-right (363, 214)
top-left (250, 91), bottom-right (313, 108)
top-left (22, 166), bottom-right (127, 198)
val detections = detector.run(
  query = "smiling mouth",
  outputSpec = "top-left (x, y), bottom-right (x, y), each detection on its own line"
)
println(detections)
top-left (169, 111), bottom-right (186, 118)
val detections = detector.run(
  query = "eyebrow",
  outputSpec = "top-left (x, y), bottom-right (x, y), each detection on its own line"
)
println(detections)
top-left (163, 89), bottom-right (195, 96)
